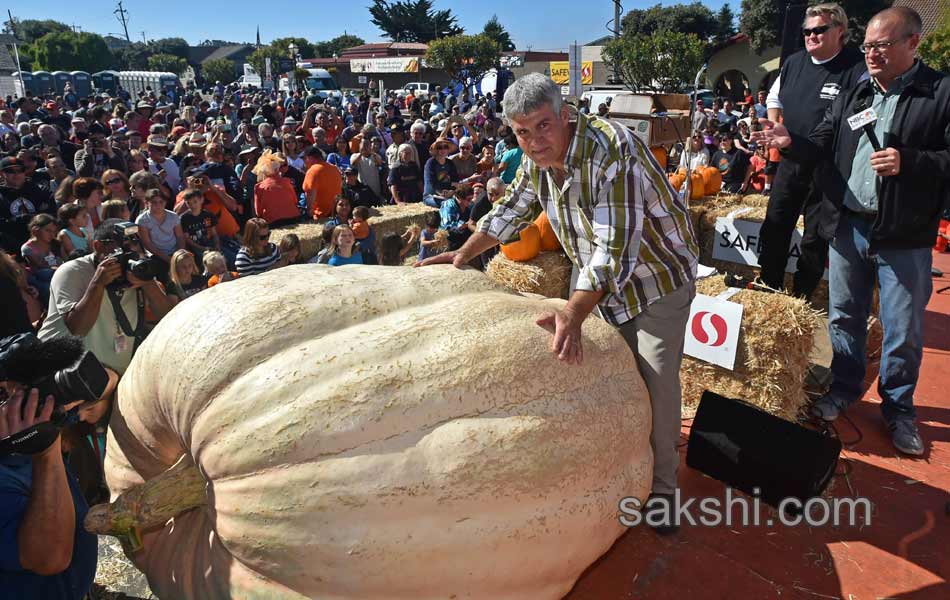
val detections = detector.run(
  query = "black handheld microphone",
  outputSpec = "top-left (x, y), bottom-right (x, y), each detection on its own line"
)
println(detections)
top-left (847, 103), bottom-right (883, 152)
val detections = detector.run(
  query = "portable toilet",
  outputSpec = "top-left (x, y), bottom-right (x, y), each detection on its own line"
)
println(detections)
top-left (70, 71), bottom-right (92, 97)
top-left (32, 71), bottom-right (54, 95)
top-left (12, 72), bottom-right (35, 97)
top-left (93, 70), bottom-right (118, 94)
top-left (52, 71), bottom-right (73, 95)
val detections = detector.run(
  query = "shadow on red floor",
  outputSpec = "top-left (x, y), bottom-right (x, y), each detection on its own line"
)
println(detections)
top-left (565, 251), bottom-right (950, 600)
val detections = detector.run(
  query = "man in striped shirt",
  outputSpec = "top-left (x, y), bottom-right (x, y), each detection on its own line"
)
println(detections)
top-left (419, 73), bottom-right (699, 532)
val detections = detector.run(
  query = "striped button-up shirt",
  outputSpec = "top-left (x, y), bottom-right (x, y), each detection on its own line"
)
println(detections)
top-left (477, 112), bottom-right (698, 325)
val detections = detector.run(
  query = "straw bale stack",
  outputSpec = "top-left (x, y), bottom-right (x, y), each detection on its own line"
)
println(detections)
top-left (269, 203), bottom-right (439, 261)
top-left (485, 252), bottom-right (573, 299)
top-left (680, 275), bottom-right (824, 422)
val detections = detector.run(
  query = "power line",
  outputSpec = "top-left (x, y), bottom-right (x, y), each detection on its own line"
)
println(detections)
top-left (114, 0), bottom-right (131, 43)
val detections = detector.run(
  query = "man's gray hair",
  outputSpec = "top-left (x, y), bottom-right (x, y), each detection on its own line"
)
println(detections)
top-left (410, 122), bottom-right (427, 134)
top-left (502, 73), bottom-right (563, 121)
top-left (804, 3), bottom-right (850, 43)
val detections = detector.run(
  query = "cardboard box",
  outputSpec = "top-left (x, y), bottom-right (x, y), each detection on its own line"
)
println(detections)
top-left (608, 93), bottom-right (692, 148)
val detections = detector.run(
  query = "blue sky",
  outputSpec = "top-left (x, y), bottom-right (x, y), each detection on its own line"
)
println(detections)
top-left (15, 0), bottom-right (732, 52)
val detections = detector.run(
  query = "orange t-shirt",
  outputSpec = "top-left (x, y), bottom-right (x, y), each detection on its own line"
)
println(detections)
top-left (175, 186), bottom-right (240, 239)
top-left (350, 219), bottom-right (369, 240)
top-left (208, 272), bottom-right (239, 287)
top-left (254, 176), bottom-right (299, 224)
top-left (303, 162), bottom-right (343, 219)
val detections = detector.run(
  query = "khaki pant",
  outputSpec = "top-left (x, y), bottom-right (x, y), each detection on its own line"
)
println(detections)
top-left (572, 270), bottom-right (695, 495)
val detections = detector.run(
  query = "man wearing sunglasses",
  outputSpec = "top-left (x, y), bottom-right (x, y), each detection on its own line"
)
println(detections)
top-left (753, 6), bottom-right (949, 457)
top-left (758, 3), bottom-right (867, 302)
top-left (1, 157), bottom-right (56, 252)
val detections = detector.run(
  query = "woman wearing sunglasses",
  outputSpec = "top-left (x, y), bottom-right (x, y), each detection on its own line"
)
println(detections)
top-left (234, 218), bottom-right (288, 277)
top-left (100, 169), bottom-right (131, 205)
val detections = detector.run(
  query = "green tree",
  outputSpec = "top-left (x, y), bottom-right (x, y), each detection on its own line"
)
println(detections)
top-left (621, 3), bottom-right (718, 40)
top-left (425, 34), bottom-right (500, 90)
top-left (714, 3), bottom-right (737, 45)
top-left (114, 42), bottom-right (149, 70)
top-left (739, 0), bottom-right (892, 54)
top-left (482, 15), bottom-right (515, 51)
top-left (247, 45), bottom-right (288, 80)
top-left (312, 34), bottom-right (365, 57)
top-left (369, 0), bottom-right (463, 43)
top-left (202, 58), bottom-right (238, 84)
top-left (148, 37), bottom-right (189, 59)
top-left (3, 18), bottom-right (70, 43)
top-left (30, 31), bottom-right (114, 72)
top-left (602, 30), bottom-right (705, 93)
top-left (148, 53), bottom-right (188, 75)
top-left (271, 37), bottom-right (315, 60)
top-left (919, 6), bottom-right (950, 73)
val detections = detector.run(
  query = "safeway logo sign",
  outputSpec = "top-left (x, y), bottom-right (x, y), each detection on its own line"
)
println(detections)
top-left (683, 294), bottom-right (743, 370)
top-left (691, 311), bottom-right (729, 347)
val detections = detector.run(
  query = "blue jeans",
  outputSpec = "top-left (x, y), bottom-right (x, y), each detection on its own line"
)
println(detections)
top-left (827, 214), bottom-right (932, 423)
top-left (423, 194), bottom-right (444, 208)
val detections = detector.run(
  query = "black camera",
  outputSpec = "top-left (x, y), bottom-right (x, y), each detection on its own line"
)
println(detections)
top-left (106, 221), bottom-right (160, 290)
top-left (0, 334), bottom-right (111, 456)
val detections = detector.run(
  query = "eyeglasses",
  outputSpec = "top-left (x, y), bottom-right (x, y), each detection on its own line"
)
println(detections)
top-left (802, 25), bottom-right (832, 37)
top-left (105, 178), bottom-right (123, 185)
top-left (859, 36), bottom-right (910, 54)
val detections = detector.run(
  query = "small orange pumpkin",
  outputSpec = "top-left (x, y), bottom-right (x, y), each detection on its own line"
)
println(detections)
top-left (688, 171), bottom-right (705, 200)
top-left (650, 146), bottom-right (668, 171)
top-left (668, 172), bottom-right (686, 192)
top-left (534, 212), bottom-right (561, 252)
top-left (701, 166), bottom-right (722, 196)
top-left (500, 223), bottom-right (542, 262)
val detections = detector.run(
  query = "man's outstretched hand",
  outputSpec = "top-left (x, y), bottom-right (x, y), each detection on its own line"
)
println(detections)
top-left (750, 119), bottom-right (792, 150)
top-left (415, 250), bottom-right (469, 269)
top-left (536, 309), bottom-right (585, 365)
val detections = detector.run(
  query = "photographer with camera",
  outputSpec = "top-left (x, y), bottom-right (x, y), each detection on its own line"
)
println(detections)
top-left (74, 123), bottom-right (126, 180)
top-left (0, 333), bottom-right (116, 598)
top-left (38, 219), bottom-right (174, 375)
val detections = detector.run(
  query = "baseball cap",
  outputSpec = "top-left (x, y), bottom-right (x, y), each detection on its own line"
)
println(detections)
top-left (0, 157), bottom-right (25, 171)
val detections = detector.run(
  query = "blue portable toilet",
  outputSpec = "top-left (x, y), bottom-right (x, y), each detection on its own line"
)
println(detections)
top-left (71, 71), bottom-right (92, 97)
top-left (93, 70), bottom-right (118, 94)
top-left (12, 72), bottom-right (35, 97)
top-left (52, 71), bottom-right (73, 95)
top-left (32, 71), bottom-right (54, 95)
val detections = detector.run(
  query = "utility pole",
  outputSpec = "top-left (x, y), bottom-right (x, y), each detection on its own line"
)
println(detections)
top-left (140, 31), bottom-right (147, 44)
top-left (114, 0), bottom-right (131, 43)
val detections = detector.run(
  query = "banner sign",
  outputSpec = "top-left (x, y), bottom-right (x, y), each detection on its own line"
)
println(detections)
top-left (683, 294), bottom-right (744, 370)
top-left (351, 57), bottom-right (420, 74)
top-left (550, 61), bottom-right (592, 85)
top-left (712, 216), bottom-right (826, 278)
top-left (499, 55), bottom-right (524, 68)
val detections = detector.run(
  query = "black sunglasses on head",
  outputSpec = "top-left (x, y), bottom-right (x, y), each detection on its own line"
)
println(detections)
top-left (802, 25), bottom-right (831, 37)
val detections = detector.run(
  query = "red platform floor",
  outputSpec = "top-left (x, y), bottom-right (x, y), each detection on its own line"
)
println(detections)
top-left (566, 251), bottom-right (950, 600)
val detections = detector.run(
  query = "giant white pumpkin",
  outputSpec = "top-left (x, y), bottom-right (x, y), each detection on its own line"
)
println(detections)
top-left (95, 264), bottom-right (653, 599)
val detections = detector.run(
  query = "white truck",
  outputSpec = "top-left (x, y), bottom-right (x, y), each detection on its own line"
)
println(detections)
top-left (279, 66), bottom-right (343, 104)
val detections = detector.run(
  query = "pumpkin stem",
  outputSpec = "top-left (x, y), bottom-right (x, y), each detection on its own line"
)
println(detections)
top-left (84, 454), bottom-right (207, 544)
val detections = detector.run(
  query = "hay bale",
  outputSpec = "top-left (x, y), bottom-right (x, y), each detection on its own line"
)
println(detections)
top-left (680, 275), bottom-right (824, 421)
top-left (268, 204), bottom-right (439, 261)
top-left (485, 251), bottom-right (573, 299)
top-left (369, 203), bottom-right (439, 257)
top-left (268, 220), bottom-right (327, 260)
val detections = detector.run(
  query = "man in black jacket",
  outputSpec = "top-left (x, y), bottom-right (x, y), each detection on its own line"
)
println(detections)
top-left (758, 3), bottom-right (866, 299)
top-left (755, 6), bottom-right (947, 456)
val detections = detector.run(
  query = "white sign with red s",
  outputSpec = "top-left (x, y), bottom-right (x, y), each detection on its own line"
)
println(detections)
top-left (683, 294), bottom-right (744, 370)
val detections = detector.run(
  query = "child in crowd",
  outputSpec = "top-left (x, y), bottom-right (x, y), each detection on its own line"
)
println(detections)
top-left (168, 249), bottom-right (208, 302)
top-left (180, 188), bottom-right (220, 265)
top-left (747, 145), bottom-right (768, 193)
top-left (350, 206), bottom-right (371, 242)
top-left (100, 198), bottom-right (131, 221)
top-left (326, 224), bottom-right (364, 267)
top-left (56, 203), bottom-right (91, 258)
top-left (378, 225), bottom-right (420, 266)
top-left (21, 214), bottom-right (62, 304)
top-left (418, 212), bottom-right (443, 262)
top-left (203, 251), bottom-right (238, 287)
top-left (278, 233), bottom-right (302, 264)
top-left (310, 225), bottom-right (337, 265)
